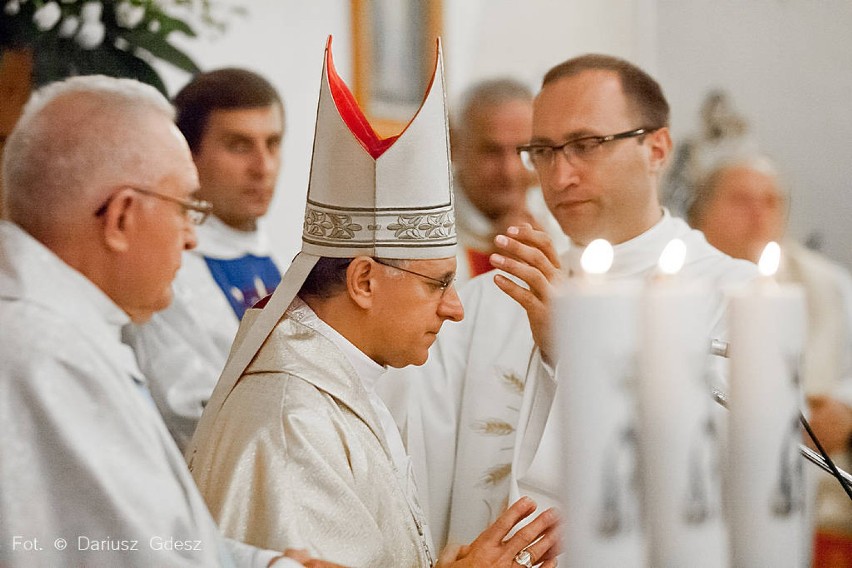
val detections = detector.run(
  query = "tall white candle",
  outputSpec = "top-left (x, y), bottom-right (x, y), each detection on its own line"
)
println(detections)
top-left (555, 240), bottom-right (645, 567)
top-left (726, 242), bottom-right (806, 567)
top-left (638, 239), bottom-right (727, 567)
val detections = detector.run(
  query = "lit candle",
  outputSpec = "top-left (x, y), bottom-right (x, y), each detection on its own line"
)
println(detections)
top-left (725, 241), bottom-right (807, 567)
top-left (637, 239), bottom-right (726, 567)
top-left (554, 239), bottom-right (646, 566)
top-left (581, 238), bottom-right (615, 282)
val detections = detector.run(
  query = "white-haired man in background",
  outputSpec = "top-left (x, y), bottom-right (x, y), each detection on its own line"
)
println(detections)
top-left (451, 78), bottom-right (566, 286)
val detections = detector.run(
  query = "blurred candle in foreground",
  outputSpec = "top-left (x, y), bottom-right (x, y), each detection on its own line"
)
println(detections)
top-left (554, 239), bottom-right (646, 567)
top-left (580, 238), bottom-right (615, 278)
top-left (726, 241), bottom-right (806, 567)
top-left (638, 238), bottom-right (726, 567)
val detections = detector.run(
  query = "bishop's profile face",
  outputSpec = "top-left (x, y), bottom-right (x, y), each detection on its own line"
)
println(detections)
top-left (369, 257), bottom-right (463, 368)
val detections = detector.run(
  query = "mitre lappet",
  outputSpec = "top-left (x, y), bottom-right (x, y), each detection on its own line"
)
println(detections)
top-left (187, 35), bottom-right (455, 461)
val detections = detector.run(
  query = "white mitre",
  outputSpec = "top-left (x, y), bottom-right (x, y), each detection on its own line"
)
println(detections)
top-left (304, 37), bottom-right (455, 259)
top-left (186, 35), bottom-right (455, 461)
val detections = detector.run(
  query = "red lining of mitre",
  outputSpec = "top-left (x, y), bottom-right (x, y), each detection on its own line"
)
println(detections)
top-left (325, 37), bottom-right (397, 158)
top-left (324, 36), bottom-right (441, 160)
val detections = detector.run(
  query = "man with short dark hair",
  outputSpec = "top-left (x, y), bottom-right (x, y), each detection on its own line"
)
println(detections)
top-left (128, 68), bottom-right (286, 449)
top-left (175, 68), bottom-right (283, 237)
top-left (382, 53), bottom-right (757, 551)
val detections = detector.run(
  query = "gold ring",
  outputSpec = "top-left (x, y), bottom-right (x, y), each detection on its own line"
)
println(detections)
top-left (513, 548), bottom-right (533, 567)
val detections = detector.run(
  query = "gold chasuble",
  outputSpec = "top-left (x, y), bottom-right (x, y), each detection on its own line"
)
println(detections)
top-left (190, 303), bottom-right (430, 566)
top-left (187, 36), bottom-right (455, 567)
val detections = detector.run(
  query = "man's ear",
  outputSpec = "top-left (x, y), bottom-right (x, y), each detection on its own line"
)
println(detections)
top-left (101, 189), bottom-right (136, 253)
top-left (647, 126), bottom-right (673, 174)
top-left (346, 256), bottom-right (376, 309)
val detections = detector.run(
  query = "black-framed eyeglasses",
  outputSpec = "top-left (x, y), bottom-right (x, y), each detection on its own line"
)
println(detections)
top-left (373, 258), bottom-right (456, 297)
top-left (94, 186), bottom-right (213, 225)
top-left (516, 127), bottom-right (658, 171)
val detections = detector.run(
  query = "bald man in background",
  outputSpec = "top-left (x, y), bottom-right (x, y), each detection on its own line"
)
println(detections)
top-left (451, 79), bottom-right (566, 285)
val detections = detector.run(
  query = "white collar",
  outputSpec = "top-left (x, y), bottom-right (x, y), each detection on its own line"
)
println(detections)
top-left (287, 297), bottom-right (386, 392)
top-left (563, 208), bottom-right (683, 278)
top-left (193, 214), bottom-right (272, 259)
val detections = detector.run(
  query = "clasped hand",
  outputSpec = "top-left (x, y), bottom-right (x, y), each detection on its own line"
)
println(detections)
top-left (437, 497), bottom-right (561, 567)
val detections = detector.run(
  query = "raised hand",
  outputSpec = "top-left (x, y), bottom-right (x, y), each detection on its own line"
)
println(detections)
top-left (490, 224), bottom-right (565, 363)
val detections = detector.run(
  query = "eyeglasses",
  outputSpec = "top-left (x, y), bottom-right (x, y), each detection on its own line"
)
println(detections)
top-left (373, 258), bottom-right (456, 297)
top-left (516, 127), bottom-right (658, 171)
top-left (94, 186), bottom-right (213, 225)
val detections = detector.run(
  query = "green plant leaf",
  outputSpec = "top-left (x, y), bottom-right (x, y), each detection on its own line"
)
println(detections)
top-left (148, 12), bottom-right (197, 38)
top-left (121, 29), bottom-right (200, 74)
top-left (2, 0), bottom-right (238, 93)
top-left (0, 3), bottom-right (40, 49)
top-left (72, 43), bottom-right (168, 95)
top-left (112, 48), bottom-right (169, 94)
top-left (31, 36), bottom-right (74, 87)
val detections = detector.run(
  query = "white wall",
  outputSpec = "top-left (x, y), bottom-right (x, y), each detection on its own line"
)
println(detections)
top-left (657, 0), bottom-right (852, 271)
top-left (442, 0), bottom-right (656, 109)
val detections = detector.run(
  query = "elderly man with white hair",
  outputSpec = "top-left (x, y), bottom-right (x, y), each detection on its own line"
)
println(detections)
top-left (0, 75), bottom-right (327, 567)
top-left (689, 156), bottom-right (852, 555)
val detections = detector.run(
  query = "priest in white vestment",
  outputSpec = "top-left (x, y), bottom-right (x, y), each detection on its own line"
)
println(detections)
top-left (187, 37), bottom-right (562, 568)
top-left (379, 54), bottom-right (758, 552)
top-left (0, 76), bottom-right (307, 567)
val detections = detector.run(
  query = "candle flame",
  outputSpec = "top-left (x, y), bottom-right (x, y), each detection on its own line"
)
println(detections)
top-left (581, 239), bottom-right (614, 275)
top-left (758, 241), bottom-right (781, 276)
top-left (658, 238), bottom-right (686, 275)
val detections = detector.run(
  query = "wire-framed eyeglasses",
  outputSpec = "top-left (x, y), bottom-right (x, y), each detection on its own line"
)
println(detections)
top-left (373, 258), bottom-right (456, 296)
top-left (94, 186), bottom-right (213, 225)
top-left (516, 127), bottom-right (658, 171)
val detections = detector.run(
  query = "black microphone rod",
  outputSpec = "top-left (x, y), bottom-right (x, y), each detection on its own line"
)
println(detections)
top-left (711, 386), bottom-right (852, 494)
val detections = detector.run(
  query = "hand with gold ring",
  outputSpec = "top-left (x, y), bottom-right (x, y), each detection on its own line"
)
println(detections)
top-left (436, 496), bottom-right (561, 567)
top-left (513, 546), bottom-right (534, 567)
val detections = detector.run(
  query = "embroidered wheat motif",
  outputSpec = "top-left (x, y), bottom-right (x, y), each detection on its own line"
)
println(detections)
top-left (501, 371), bottom-right (525, 395)
top-left (472, 419), bottom-right (515, 436)
top-left (480, 463), bottom-right (512, 487)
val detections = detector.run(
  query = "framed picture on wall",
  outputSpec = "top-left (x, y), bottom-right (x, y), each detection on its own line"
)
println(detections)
top-left (351, 0), bottom-right (442, 137)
